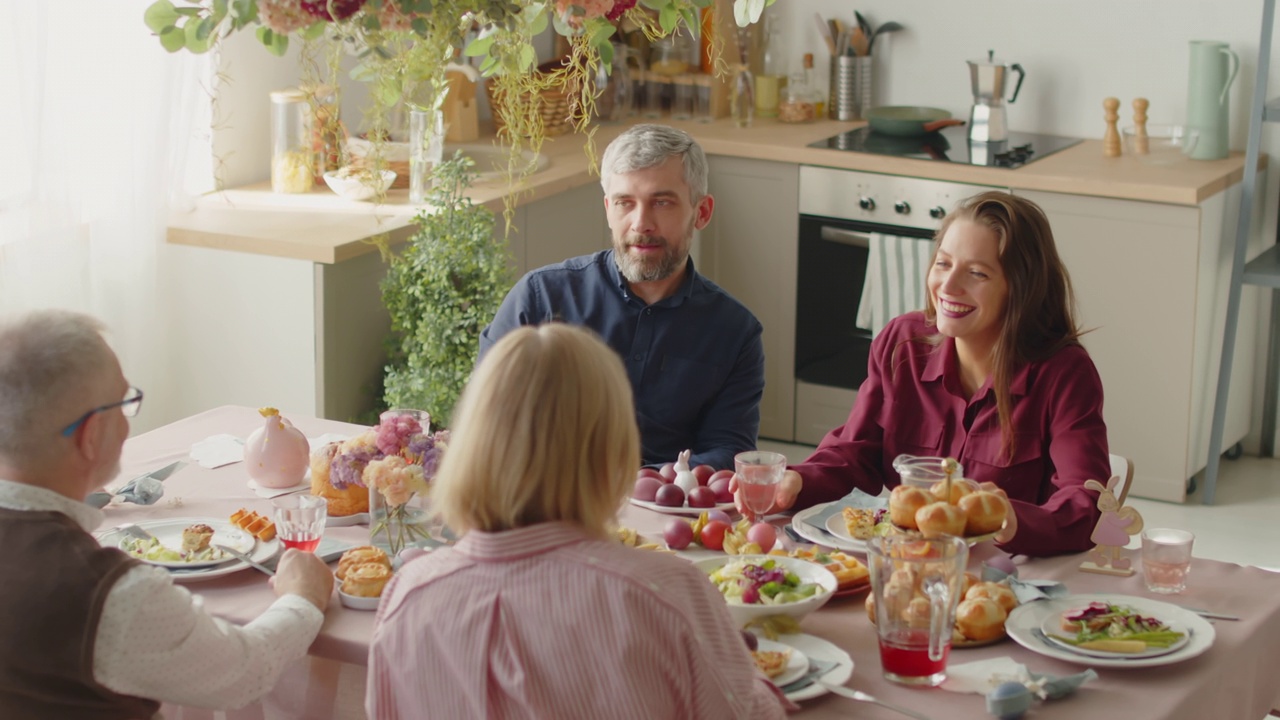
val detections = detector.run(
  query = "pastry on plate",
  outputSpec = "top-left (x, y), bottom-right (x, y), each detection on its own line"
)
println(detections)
top-left (337, 546), bottom-right (391, 581)
top-left (229, 509), bottom-right (277, 541)
top-left (841, 507), bottom-right (877, 540)
top-left (955, 596), bottom-right (1008, 642)
top-left (342, 562), bottom-right (393, 598)
top-left (751, 649), bottom-right (792, 679)
top-left (181, 523), bottom-right (215, 554)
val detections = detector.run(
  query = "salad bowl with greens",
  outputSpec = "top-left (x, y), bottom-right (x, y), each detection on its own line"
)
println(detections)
top-left (695, 555), bottom-right (837, 629)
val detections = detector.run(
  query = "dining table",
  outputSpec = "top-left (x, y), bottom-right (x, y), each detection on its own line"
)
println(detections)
top-left (111, 406), bottom-right (1280, 720)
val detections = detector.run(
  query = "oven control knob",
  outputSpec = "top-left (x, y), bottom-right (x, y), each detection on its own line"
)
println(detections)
top-left (894, 201), bottom-right (911, 215)
top-left (859, 197), bottom-right (876, 211)
top-left (929, 206), bottom-right (946, 219)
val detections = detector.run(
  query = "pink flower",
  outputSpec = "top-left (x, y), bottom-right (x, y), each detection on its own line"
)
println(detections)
top-left (300, 0), bottom-right (365, 21)
top-left (606, 0), bottom-right (636, 20)
top-left (260, 0), bottom-right (313, 34)
top-left (365, 455), bottom-right (427, 506)
top-left (554, 0), bottom-right (616, 27)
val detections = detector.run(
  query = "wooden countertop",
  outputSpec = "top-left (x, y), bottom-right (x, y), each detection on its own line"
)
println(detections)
top-left (168, 117), bottom-right (1263, 264)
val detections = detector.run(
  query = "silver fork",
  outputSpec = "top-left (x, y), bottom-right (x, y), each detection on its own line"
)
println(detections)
top-left (116, 523), bottom-right (156, 542)
top-left (817, 681), bottom-right (934, 720)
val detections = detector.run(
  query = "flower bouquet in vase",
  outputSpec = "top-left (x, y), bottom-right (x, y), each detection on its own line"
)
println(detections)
top-left (365, 410), bottom-right (448, 556)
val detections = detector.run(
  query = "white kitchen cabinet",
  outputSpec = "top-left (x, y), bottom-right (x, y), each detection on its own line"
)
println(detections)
top-left (504, 181), bottom-right (609, 275)
top-left (699, 156), bottom-right (799, 441)
top-left (1016, 185), bottom-right (1265, 502)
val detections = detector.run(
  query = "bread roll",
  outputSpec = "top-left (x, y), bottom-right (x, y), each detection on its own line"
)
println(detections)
top-left (915, 501), bottom-right (966, 538)
top-left (960, 571), bottom-right (981, 599)
top-left (865, 593), bottom-right (877, 624)
top-left (955, 597), bottom-right (1008, 642)
top-left (337, 546), bottom-right (391, 581)
top-left (342, 562), bottom-right (392, 598)
top-left (902, 596), bottom-right (933, 629)
top-left (889, 485), bottom-right (931, 530)
top-left (958, 491), bottom-right (1007, 535)
top-left (965, 581), bottom-right (1018, 614)
top-left (929, 477), bottom-right (978, 505)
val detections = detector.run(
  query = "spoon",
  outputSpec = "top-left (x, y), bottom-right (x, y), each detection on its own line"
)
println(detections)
top-left (869, 21), bottom-right (905, 53)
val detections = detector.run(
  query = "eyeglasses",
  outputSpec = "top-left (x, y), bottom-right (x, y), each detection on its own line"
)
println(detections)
top-left (60, 386), bottom-right (144, 437)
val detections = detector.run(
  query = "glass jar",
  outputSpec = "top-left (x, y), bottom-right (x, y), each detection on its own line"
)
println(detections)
top-left (650, 36), bottom-right (689, 77)
top-left (693, 74), bottom-right (714, 123)
top-left (803, 53), bottom-right (827, 119)
top-left (642, 71), bottom-right (666, 119)
top-left (408, 107), bottom-right (444, 204)
top-left (778, 72), bottom-right (818, 123)
top-left (672, 74), bottom-right (694, 120)
top-left (270, 89), bottom-right (313, 193)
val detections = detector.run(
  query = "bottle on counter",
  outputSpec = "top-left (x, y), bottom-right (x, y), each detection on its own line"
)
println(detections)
top-left (754, 16), bottom-right (783, 118)
top-left (270, 89), bottom-right (314, 194)
top-left (693, 74), bottom-right (714, 123)
top-left (731, 63), bottom-right (755, 128)
top-left (803, 53), bottom-right (826, 119)
top-left (672, 74), bottom-right (695, 121)
top-left (301, 83), bottom-right (342, 185)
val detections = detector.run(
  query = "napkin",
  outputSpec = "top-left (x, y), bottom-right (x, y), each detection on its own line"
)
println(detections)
top-left (114, 476), bottom-right (165, 506)
top-left (190, 434), bottom-right (244, 469)
top-left (942, 657), bottom-right (1097, 699)
top-left (981, 563), bottom-right (1069, 604)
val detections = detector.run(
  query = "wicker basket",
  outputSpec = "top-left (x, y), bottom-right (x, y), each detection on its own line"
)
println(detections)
top-left (484, 59), bottom-right (577, 138)
top-left (346, 137), bottom-right (411, 189)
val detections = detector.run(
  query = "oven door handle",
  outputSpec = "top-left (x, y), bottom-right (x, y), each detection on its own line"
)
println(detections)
top-left (819, 226), bottom-right (871, 249)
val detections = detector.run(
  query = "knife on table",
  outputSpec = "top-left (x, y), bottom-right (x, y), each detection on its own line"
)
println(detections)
top-left (213, 544), bottom-right (276, 576)
top-left (86, 460), bottom-right (186, 509)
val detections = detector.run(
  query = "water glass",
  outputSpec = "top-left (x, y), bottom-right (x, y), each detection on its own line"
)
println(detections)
top-left (273, 494), bottom-right (327, 552)
top-left (1141, 528), bottom-right (1194, 594)
top-left (734, 451), bottom-right (785, 522)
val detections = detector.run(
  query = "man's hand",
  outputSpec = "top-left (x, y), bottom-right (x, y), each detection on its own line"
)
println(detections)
top-left (978, 482), bottom-right (1018, 543)
top-left (729, 470), bottom-right (803, 516)
top-left (270, 549), bottom-right (334, 612)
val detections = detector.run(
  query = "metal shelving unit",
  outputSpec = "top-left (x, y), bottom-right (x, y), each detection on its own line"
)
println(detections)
top-left (1204, 0), bottom-right (1280, 503)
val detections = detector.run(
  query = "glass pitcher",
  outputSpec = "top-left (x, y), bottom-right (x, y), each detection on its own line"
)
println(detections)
top-left (892, 455), bottom-right (964, 490)
top-left (867, 534), bottom-right (969, 686)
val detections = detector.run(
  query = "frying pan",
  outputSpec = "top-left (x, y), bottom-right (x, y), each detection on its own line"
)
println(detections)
top-left (865, 106), bottom-right (966, 137)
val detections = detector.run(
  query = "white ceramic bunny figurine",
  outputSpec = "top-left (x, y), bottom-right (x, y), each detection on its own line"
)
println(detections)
top-left (673, 449), bottom-right (699, 494)
top-left (1083, 476), bottom-right (1144, 570)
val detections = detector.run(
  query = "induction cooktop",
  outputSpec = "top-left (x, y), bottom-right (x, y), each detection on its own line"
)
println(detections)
top-left (809, 125), bottom-right (1084, 169)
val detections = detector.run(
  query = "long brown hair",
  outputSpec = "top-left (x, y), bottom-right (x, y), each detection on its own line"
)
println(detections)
top-left (922, 191), bottom-right (1083, 458)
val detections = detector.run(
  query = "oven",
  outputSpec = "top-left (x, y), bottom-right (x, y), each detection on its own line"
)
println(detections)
top-left (793, 166), bottom-right (1003, 445)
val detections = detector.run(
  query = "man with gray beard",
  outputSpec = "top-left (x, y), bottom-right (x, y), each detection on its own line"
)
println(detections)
top-left (479, 124), bottom-right (764, 471)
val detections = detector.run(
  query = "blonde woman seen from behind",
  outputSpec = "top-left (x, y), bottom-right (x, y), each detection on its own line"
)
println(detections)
top-left (365, 324), bottom-right (788, 720)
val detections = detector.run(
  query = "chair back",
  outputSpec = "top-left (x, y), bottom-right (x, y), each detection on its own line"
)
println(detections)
top-left (1109, 453), bottom-right (1135, 506)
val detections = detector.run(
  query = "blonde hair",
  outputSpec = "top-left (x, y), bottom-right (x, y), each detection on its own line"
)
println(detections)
top-left (432, 324), bottom-right (639, 538)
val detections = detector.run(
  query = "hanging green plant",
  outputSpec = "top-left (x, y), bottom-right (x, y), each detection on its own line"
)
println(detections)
top-left (143, 0), bottom-right (777, 184)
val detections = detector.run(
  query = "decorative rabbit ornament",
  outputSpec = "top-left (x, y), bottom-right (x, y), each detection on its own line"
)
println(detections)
top-left (673, 449), bottom-right (699, 495)
top-left (1078, 475), bottom-right (1144, 577)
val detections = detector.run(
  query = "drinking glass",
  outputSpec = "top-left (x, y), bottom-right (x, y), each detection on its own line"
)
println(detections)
top-left (273, 494), bottom-right (327, 552)
top-left (734, 451), bottom-right (785, 523)
top-left (1141, 528), bottom-right (1194, 593)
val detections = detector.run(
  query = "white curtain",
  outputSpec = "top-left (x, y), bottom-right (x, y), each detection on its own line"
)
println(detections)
top-left (0, 1), bottom-right (215, 433)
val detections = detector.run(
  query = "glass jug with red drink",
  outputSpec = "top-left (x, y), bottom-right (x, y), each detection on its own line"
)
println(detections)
top-left (867, 534), bottom-right (968, 686)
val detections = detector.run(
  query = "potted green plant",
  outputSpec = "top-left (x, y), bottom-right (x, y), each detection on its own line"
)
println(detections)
top-left (379, 154), bottom-right (512, 427)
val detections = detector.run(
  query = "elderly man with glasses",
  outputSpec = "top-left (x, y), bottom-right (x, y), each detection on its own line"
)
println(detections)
top-left (0, 310), bottom-right (334, 719)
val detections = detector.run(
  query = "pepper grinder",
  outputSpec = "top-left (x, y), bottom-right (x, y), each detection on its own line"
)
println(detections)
top-left (1132, 98), bottom-right (1150, 154)
top-left (1103, 97), bottom-right (1121, 157)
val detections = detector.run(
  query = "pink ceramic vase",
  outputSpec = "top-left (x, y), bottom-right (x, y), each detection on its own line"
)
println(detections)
top-left (245, 407), bottom-right (310, 488)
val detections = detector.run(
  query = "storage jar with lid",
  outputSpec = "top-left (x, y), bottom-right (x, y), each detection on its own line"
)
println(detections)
top-left (778, 72), bottom-right (818, 123)
top-left (270, 89), bottom-right (314, 193)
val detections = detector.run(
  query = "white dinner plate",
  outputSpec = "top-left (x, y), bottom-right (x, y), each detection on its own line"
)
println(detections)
top-left (823, 512), bottom-right (873, 554)
top-left (326, 512), bottom-right (371, 527)
top-left (790, 502), bottom-right (866, 553)
top-left (1006, 593), bottom-right (1214, 668)
top-left (98, 520), bottom-right (281, 582)
top-left (1038, 610), bottom-right (1191, 659)
top-left (628, 497), bottom-right (736, 517)
top-left (755, 638), bottom-right (808, 687)
top-left (107, 518), bottom-right (256, 568)
top-left (765, 632), bottom-right (855, 702)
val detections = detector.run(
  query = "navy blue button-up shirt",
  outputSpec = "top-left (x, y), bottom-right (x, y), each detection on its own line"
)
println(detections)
top-left (479, 250), bottom-right (764, 470)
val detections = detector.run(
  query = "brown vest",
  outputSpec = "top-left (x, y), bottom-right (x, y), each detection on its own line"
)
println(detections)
top-left (0, 507), bottom-right (161, 720)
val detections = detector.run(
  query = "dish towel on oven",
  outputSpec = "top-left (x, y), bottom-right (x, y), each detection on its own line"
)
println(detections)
top-left (856, 232), bottom-right (935, 336)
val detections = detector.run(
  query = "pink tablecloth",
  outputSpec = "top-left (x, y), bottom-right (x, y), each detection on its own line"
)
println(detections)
top-left (115, 407), bottom-right (1280, 720)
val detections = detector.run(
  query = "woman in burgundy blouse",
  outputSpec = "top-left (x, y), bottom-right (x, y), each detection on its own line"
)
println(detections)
top-left (776, 191), bottom-right (1109, 557)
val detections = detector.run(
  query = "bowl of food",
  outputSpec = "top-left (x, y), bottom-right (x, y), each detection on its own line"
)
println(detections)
top-left (1122, 124), bottom-right (1199, 165)
top-left (695, 554), bottom-right (837, 629)
top-left (322, 167), bottom-right (397, 201)
top-left (335, 546), bottom-right (394, 611)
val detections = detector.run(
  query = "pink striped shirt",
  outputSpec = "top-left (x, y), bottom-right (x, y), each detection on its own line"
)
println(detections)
top-left (366, 522), bottom-right (789, 720)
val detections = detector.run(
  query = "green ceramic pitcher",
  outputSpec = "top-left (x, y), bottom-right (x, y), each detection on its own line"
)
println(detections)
top-left (1186, 40), bottom-right (1239, 160)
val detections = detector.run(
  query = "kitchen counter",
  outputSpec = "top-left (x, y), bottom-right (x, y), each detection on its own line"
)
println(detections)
top-left (167, 117), bottom-right (1264, 264)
